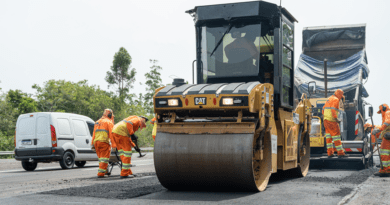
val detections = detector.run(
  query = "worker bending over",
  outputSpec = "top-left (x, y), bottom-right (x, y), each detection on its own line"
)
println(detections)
top-left (112, 115), bottom-right (148, 178)
top-left (322, 89), bottom-right (347, 158)
top-left (372, 104), bottom-right (390, 176)
top-left (92, 109), bottom-right (115, 178)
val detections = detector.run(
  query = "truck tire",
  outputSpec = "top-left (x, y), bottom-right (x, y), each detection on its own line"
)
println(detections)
top-left (60, 151), bottom-right (75, 169)
top-left (22, 161), bottom-right (37, 171)
top-left (362, 139), bottom-right (371, 169)
top-left (75, 161), bottom-right (86, 168)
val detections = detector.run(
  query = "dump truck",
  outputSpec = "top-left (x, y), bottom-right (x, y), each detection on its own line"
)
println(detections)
top-left (152, 1), bottom-right (312, 192)
top-left (294, 24), bottom-right (373, 168)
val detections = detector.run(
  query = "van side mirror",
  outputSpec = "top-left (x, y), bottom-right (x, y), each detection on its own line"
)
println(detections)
top-left (369, 106), bottom-right (373, 117)
top-left (308, 81), bottom-right (316, 96)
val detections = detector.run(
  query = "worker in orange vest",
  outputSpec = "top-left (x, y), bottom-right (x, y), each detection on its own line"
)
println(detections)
top-left (322, 89), bottom-right (347, 158)
top-left (372, 104), bottom-right (390, 176)
top-left (91, 109), bottom-right (115, 178)
top-left (112, 115), bottom-right (148, 178)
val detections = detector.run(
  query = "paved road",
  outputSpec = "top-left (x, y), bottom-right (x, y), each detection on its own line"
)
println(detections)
top-left (0, 153), bottom-right (155, 199)
top-left (1, 152), bottom-right (385, 205)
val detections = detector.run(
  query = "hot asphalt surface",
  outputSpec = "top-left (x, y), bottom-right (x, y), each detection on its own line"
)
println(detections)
top-left (1, 151), bottom-right (385, 205)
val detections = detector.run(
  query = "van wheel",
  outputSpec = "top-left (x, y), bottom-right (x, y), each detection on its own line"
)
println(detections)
top-left (60, 151), bottom-right (75, 169)
top-left (75, 161), bottom-right (86, 168)
top-left (22, 161), bottom-right (37, 171)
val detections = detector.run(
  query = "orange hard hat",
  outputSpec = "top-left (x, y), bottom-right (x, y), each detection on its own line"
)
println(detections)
top-left (334, 89), bottom-right (344, 99)
top-left (378, 104), bottom-right (389, 114)
top-left (150, 117), bottom-right (157, 124)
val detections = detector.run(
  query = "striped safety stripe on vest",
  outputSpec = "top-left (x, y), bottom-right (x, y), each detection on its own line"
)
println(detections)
top-left (122, 163), bottom-right (132, 170)
top-left (98, 157), bottom-right (109, 173)
top-left (122, 120), bottom-right (133, 125)
top-left (98, 158), bottom-right (109, 163)
top-left (381, 149), bottom-right (390, 168)
top-left (332, 135), bottom-right (343, 151)
top-left (325, 134), bottom-right (333, 149)
top-left (381, 149), bottom-right (390, 156)
top-left (96, 129), bottom-right (109, 133)
top-left (118, 149), bottom-right (133, 158)
top-left (355, 111), bottom-right (359, 135)
top-left (323, 107), bottom-right (341, 112)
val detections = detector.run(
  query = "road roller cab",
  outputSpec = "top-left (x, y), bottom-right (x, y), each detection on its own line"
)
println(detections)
top-left (153, 1), bottom-right (312, 192)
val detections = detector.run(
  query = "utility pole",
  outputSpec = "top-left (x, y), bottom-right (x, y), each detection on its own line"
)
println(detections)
top-left (324, 59), bottom-right (328, 98)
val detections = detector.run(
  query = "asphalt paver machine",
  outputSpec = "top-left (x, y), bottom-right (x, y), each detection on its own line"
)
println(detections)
top-left (152, 1), bottom-right (312, 191)
top-left (294, 24), bottom-right (373, 168)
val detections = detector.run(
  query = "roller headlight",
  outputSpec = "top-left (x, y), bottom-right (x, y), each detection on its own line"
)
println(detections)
top-left (222, 98), bottom-right (234, 105)
top-left (168, 99), bottom-right (179, 106)
top-left (220, 96), bottom-right (248, 106)
top-left (155, 98), bottom-right (182, 108)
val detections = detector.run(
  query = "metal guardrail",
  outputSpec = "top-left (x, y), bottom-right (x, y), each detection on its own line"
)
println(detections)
top-left (0, 151), bottom-right (14, 156)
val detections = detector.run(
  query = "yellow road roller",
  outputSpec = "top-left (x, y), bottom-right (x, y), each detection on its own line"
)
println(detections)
top-left (153, 1), bottom-right (312, 192)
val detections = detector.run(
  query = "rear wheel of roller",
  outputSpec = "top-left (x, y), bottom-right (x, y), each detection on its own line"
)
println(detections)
top-left (291, 132), bottom-right (310, 177)
top-left (252, 132), bottom-right (273, 191)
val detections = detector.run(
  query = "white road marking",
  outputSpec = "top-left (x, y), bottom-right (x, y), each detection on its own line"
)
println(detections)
top-left (0, 160), bottom-right (153, 174)
top-left (0, 158), bottom-right (153, 174)
top-left (0, 165), bottom-right (97, 173)
top-left (134, 163), bottom-right (154, 166)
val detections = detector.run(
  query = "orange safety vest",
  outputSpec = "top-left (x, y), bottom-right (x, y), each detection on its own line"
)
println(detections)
top-left (92, 117), bottom-right (114, 144)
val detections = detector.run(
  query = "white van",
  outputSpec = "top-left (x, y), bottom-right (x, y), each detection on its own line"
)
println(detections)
top-left (15, 112), bottom-right (99, 171)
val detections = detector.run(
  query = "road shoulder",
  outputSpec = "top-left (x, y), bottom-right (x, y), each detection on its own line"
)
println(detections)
top-left (341, 175), bottom-right (390, 205)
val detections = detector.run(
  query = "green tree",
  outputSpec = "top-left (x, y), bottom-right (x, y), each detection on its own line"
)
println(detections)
top-left (105, 47), bottom-right (136, 100)
top-left (33, 80), bottom-right (115, 121)
top-left (7, 90), bottom-right (37, 115)
top-left (144, 59), bottom-right (163, 113)
top-left (0, 93), bottom-right (17, 136)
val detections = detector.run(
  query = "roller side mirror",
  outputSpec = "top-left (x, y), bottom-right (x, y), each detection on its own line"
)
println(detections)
top-left (308, 81), bottom-right (316, 97)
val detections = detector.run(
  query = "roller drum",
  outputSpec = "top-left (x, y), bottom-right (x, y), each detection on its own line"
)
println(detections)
top-left (154, 133), bottom-right (259, 191)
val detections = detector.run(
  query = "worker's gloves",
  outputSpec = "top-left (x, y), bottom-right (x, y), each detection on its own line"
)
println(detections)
top-left (135, 147), bottom-right (141, 152)
top-left (372, 127), bottom-right (381, 135)
top-left (131, 134), bottom-right (138, 142)
top-left (91, 144), bottom-right (96, 152)
top-left (384, 132), bottom-right (390, 140)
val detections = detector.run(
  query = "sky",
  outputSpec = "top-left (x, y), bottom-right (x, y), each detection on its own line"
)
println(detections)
top-left (0, 0), bottom-right (388, 123)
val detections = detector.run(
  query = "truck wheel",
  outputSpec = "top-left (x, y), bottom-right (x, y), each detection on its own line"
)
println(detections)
top-left (75, 161), bottom-right (86, 168)
top-left (21, 161), bottom-right (37, 171)
top-left (60, 151), bottom-right (75, 169)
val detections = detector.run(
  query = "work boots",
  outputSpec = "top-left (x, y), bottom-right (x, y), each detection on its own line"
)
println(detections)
top-left (120, 175), bottom-right (135, 179)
